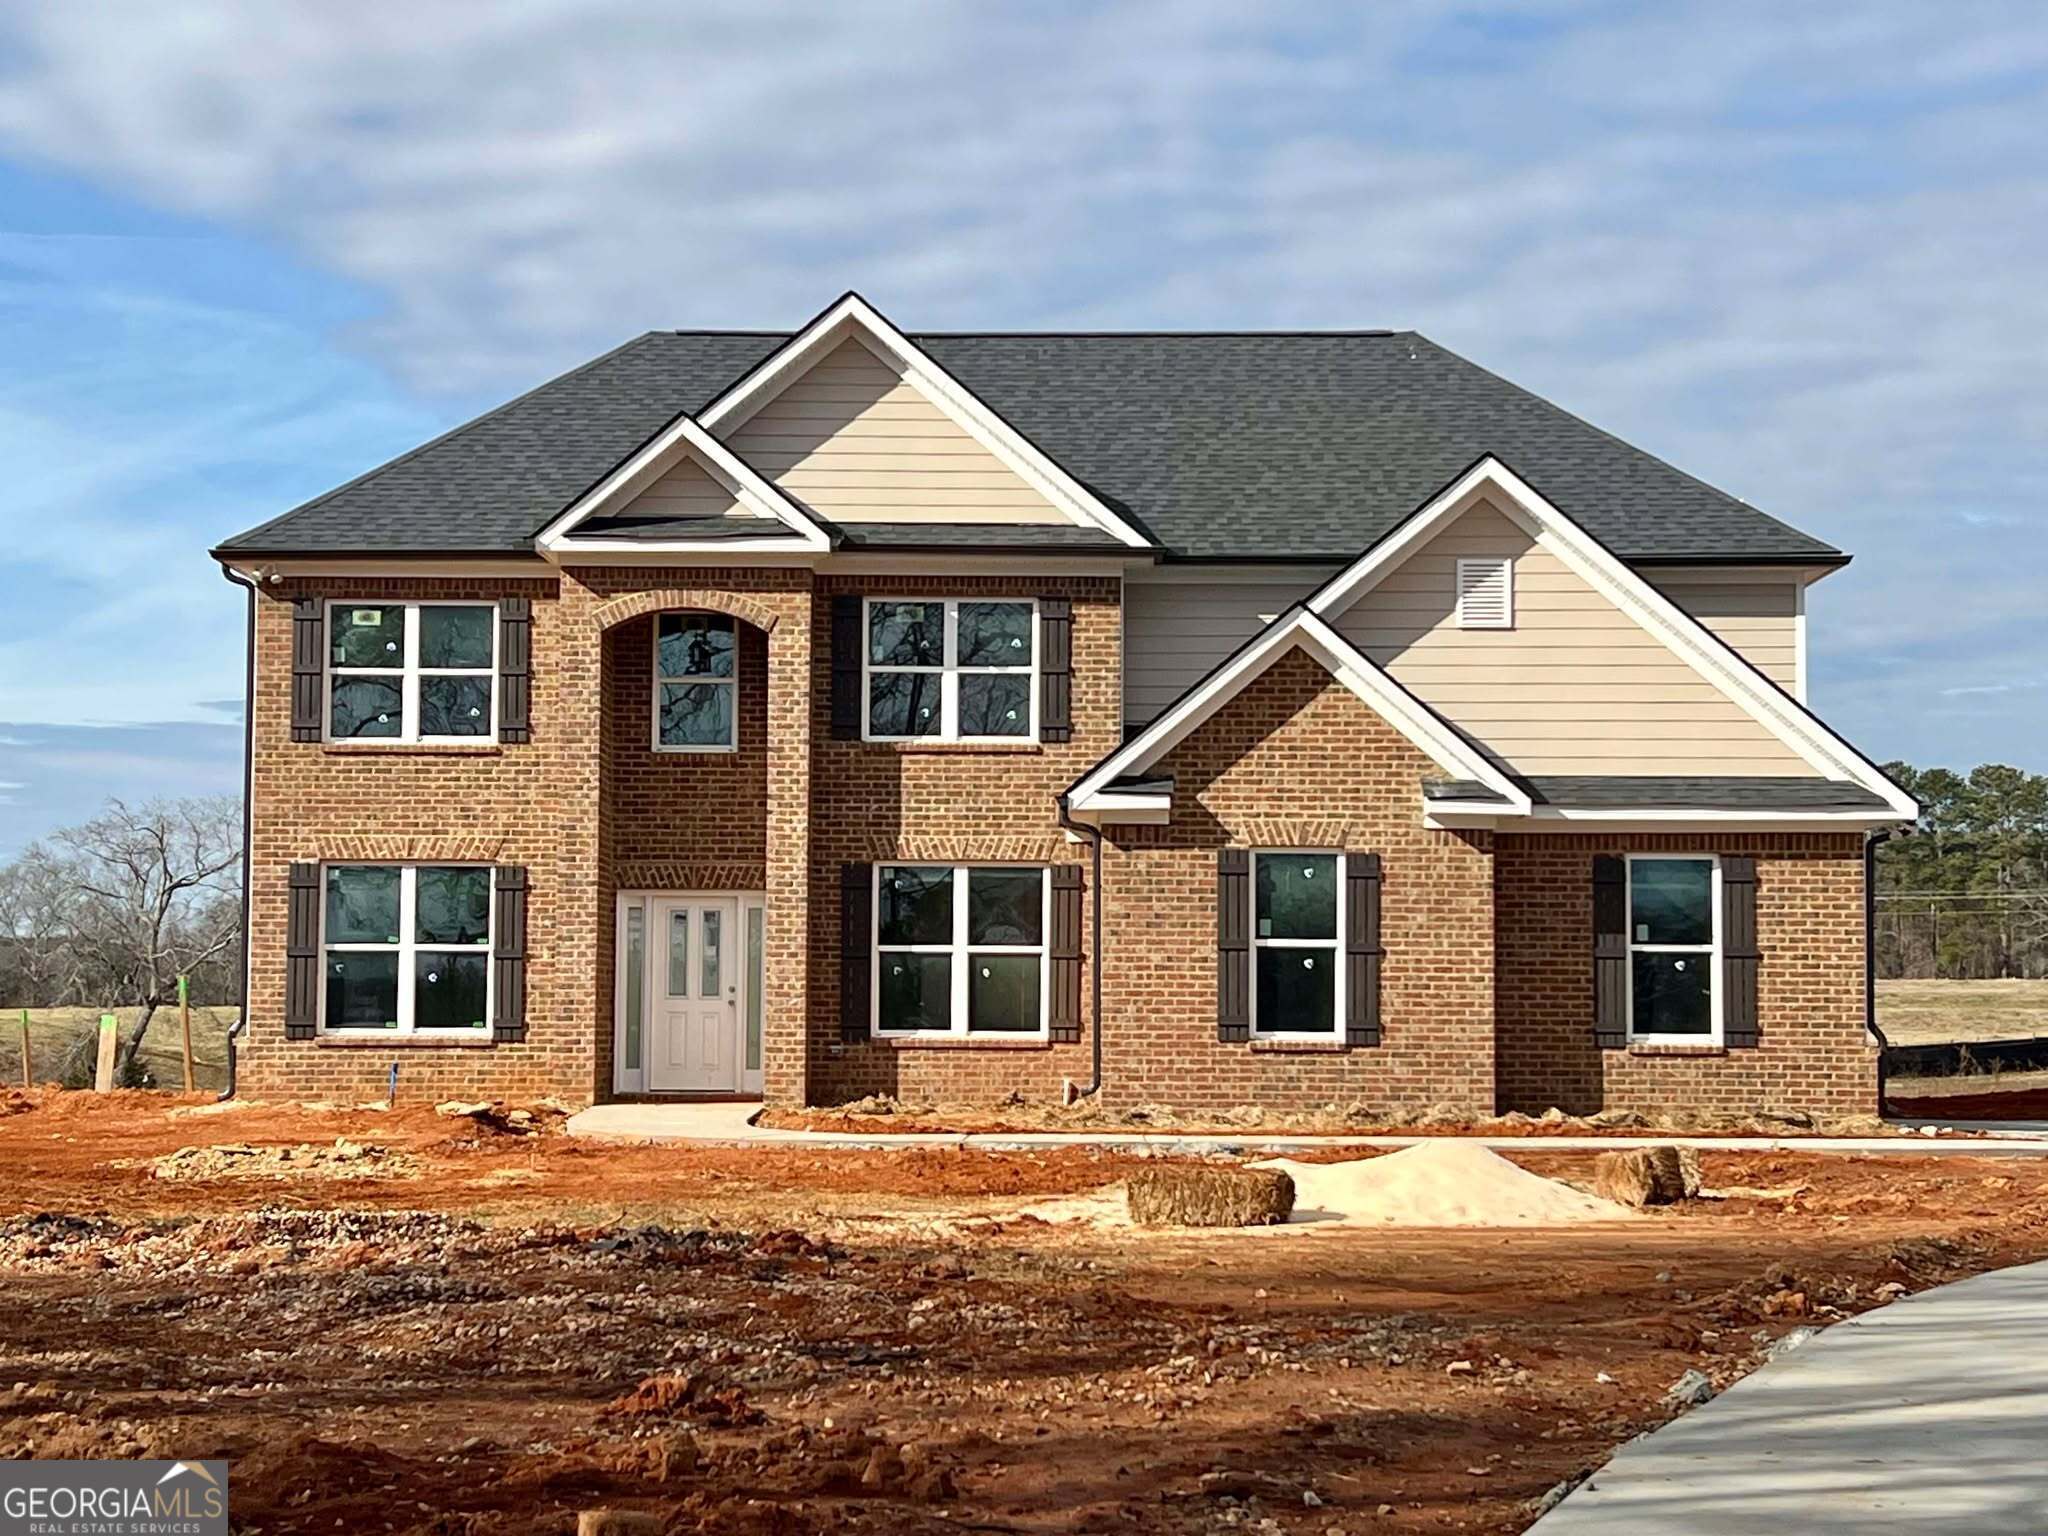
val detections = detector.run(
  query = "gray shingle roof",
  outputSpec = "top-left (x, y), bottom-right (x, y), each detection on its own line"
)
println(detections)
top-left (1527, 776), bottom-right (1890, 810)
top-left (1422, 776), bottom-right (1889, 810)
top-left (216, 329), bottom-right (1843, 564)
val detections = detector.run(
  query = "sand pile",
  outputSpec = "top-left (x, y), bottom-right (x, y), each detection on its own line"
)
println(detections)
top-left (1254, 1141), bottom-right (1637, 1227)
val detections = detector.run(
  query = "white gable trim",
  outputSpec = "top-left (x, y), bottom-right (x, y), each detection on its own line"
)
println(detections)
top-left (536, 412), bottom-right (834, 556)
top-left (1067, 606), bottom-right (1529, 818)
top-left (1306, 456), bottom-right (1917, 821)
top-left (696, 292), bottom-right (1155, 550)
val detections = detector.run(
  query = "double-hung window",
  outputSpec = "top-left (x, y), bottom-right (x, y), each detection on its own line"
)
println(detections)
top-left (1251, 852), bottom-right (1343, 1038)
top-left (1626, 855), bottom-right (1720, 1042)
top-left (328, 601), bottom-right (496, 742)
top-left (873, 864), bottom-right (1047, 1036)
top-left (864, 598), bottom-right (1036, 741)
top-left (322, 864), bottom-right (493, 1034)
top-left (654, 612), bottom-right (737, 751)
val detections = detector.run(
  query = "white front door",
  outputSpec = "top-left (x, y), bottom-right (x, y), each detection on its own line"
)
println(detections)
top-left (648, 895), bottom-right (740, 1092)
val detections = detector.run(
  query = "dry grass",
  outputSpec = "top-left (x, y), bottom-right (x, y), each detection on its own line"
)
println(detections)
top-left (1126, 1164), bottom-right (1295, 1227)
top-left (1877, 978), bottom-right (2048, 1046)
top-left (0, 1005), bottom-right (237, 1091)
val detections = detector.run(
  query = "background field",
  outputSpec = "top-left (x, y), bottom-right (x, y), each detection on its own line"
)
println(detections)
top-left (1876, 979), bottom-right (2048, 1046)
top-left (0, 1006), bottom-right (236, 1091)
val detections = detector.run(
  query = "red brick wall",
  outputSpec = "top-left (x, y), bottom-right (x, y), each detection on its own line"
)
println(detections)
top-left (239, 574), bottom-right (587, 1104)
top-left (602, 614), bottom-right (769, 884)
top-left (1100, 649), bottom-right (1498, 1115)
top-left (803, 576), bottom-right (1117, 1105)
top-left (241, 568), bottom-right (814, 1108)
top-left (1494, 833), bottom-right (1876, 1117)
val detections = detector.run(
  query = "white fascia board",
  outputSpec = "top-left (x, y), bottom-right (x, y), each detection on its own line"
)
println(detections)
top-left (1067, 791), bottom-right (1172, 826)
top-left (1306, 455), bottom-right (1917, 822)
top-left (536, 412), bottom-right (832, 552)
top-left (1067, 607), bottom-right (1528, 814)
top-left (696, 292), bottom-right (1155, 551)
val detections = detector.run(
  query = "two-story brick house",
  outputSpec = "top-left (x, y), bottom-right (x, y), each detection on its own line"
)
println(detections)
top-left (211, 293), bottom-right (1915, 1117)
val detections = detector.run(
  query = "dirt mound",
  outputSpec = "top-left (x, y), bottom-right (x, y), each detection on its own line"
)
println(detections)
top-left (1254, 1142), bottom-right (1639, 1227)
top-left (137, 1137), bottom-right (418, 1182)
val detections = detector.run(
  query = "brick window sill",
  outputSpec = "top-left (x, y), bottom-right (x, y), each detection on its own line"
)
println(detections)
top-left (321, 743), bottom-right (505, 758)
top-left (860, 741), bottom-right (1044, 755)
top-left (1250, 1038), bottom-right (1350, 1056)
top-left (1626, 1043), bottom-right (1728, 1059)
top-left (872, 1036), bottom-right (1051, 1051)
top-left (315, 1035), bottom-right (497, 1050)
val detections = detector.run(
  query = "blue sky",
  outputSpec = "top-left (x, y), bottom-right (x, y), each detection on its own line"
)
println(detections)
top-left (0, 1), bottom-right (2044, 854)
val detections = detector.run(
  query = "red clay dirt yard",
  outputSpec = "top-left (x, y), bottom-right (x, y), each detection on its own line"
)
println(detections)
top-left (4, 1090), bottom-right (2046, 1536)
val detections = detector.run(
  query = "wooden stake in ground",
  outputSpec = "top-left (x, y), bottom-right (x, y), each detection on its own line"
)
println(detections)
top-left (178, 974), bottom-right (195, 1093)
top-left (17, 1009), bottom-right (28, 1090)
top-left (93, 1014), bottom-right (119, 1092)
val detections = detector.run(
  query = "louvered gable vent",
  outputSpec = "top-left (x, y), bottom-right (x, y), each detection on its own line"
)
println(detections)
top-left (1456, 557), bottom-right (1513, 628)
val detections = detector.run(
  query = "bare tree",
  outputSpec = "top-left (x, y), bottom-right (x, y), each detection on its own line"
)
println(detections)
top-left (0, 852), bottom-right (85, 1007)
top-left (56, 797), bottom-right (242, 1080)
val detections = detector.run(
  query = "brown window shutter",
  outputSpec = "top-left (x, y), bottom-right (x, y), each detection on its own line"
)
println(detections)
top-left (1217, 848), bottom-right (1250, 1042)
top-left (290, 599), bottom-right (325, 742)
top-left (1345, 852), bottom-right (1384, 1047)
top-left (840, 862), bottom-right (873, 1042)
top-left (1049, 864), bottom-right (1084, 1043)
top-left (1722, 855), bottom-right (1760, 1048)
top-left (285, 862), bottom-right (320, 1040)
top-left (1038, 596), bottom-right (1073, 743)
top-left (498, 597), bottom-right (532, 743)
top-left (1592, 854), bottom-right (1627, 1049)
top-left (830, 595), bottom-right (863, 740)
top-left (492, 866), bottom-right (529, 1043)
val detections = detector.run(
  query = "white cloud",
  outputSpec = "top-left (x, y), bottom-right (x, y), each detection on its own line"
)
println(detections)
top-left (0, 1), bottom-right (2042, 769)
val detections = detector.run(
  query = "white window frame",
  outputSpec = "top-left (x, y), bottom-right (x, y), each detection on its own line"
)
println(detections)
top-left (651, 610), bottom-right (739, 754)
top-left (861, 597), bottom-right (1039, 743)
top-left (1624, 852), bottom-right (1723, 1045)
top-left (1455, 556), bottom-right (1514, 629)
top-left (1249, 850), bottom-right (1347, 1041)
top-left (325, 600), bottom-right (499, 744)
top-left (871, 863), bottom-right (1050, 1039)
top-left (318, 863), bottom-right (495, 1036)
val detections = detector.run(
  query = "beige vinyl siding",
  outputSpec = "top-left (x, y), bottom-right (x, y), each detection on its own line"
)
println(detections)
top-left (1333, 499), bottom-right (1808, 776)
top-left (726, 338), bottom-right (1073, 524)
top-left (1122, 576), bottom-right (1324, 729)
top-left (1649, 574), bottom-right (1800, 693)
top-left (617, 455), bottom-right (753, 521)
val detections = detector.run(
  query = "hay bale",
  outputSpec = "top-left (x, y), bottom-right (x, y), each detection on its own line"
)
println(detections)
top-left (1592, 1147), bottom-right (1689, 1208)
top-left (1127, 1165), bottom-right (1295, 1227)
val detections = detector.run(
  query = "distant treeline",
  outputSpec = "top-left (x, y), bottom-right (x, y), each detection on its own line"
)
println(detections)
top-left (1877, 763), bottom-right (2048, 980)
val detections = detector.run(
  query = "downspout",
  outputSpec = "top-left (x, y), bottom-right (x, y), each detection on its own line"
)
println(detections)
top-left (1056, 795), bottom-right (1105, 1101)
top-left (1866, 827), bottom-right (1897, 1112)
top-left (217, 563), bottom-right (259, 1101)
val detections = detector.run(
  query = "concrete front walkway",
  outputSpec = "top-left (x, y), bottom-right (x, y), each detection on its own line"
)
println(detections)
top-left (563, 1101), bottom-right (2048, 1156)
top-left (1531, 1259), bottom-right (2048, 1534)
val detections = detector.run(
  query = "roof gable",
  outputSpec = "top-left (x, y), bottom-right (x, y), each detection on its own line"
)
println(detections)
top-left (700, 294), bottom-right (1154, 549)
top-left (537, 412), bottom-right (832, 555)
top-left (1305, 457), bottom-right (1915, 819)
top-left (723, 335), bottom-right (1076, 526)
top-left (1066, 606), bottom-right (1529, 819)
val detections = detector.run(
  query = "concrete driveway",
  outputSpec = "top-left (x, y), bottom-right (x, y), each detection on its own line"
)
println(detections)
top-left (1530, 1258), bottom-right (2048, 1534)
